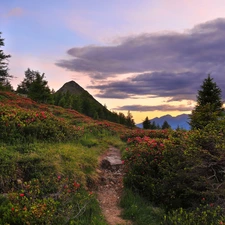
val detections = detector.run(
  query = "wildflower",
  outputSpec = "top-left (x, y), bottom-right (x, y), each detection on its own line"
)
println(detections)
top-left (202, 197), bottom-right (205, 201)
top-left (11, 207), bottom-right (15, 211)
top-left (74, 182), bottom-right (80, 188)
top-left (121, 160), bottom-right (125, 164)
top-left (19, 193), bottom-right (24, 197)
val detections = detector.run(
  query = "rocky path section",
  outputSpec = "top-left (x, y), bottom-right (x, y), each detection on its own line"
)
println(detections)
top-left (97, 146), bottom-right (132, 225)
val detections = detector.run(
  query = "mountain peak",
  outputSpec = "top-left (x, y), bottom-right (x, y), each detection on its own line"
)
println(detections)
top-left (56, 80), bottom-right (86, 95)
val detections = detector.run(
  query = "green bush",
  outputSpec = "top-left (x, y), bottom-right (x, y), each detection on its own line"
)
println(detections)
top-left (0, 177), bottom-right (97, 224)
top-left (123, 125), bottom-right (225, 210)
top-left (163, 204), bottom-right (225, 225)
top-left (0, 105), bottom-right (81, 143)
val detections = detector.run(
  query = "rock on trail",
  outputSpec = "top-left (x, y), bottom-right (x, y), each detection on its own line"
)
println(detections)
top-left (97, 146), bottom-right (132, 225)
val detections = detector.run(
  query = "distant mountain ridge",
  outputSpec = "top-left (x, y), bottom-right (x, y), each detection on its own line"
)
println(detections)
top-left (136, 114), bottom-right (190, 130)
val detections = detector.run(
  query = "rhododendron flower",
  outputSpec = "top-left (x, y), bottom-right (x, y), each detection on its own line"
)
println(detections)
top-left (74, 182), bottom-right (80, 188)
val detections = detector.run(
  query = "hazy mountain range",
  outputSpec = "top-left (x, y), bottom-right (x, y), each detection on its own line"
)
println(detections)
top-left (136, 114), bottom-right (190, 130)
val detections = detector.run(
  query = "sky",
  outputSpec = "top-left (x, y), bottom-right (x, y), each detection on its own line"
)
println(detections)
top-left (1, 0), bottom-right (225, 123)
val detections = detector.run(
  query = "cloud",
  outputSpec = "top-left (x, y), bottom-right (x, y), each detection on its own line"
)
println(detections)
top-left (87, 71), bottom-right (204, 101)
top-left (56, 18), bottom-right (225, 101)
top-left (57, 18), bottom-right (225, 75)
top-left (113, 104), bottom-right (193, 112)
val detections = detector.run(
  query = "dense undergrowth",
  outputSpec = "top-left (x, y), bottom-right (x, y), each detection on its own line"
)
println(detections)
top-left (1, 90), bottom-right (225, 225)
top-left (121, 122), bottom-right (225, 224)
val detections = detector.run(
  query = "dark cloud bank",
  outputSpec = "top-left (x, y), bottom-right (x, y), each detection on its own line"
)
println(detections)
top-left (56, 18), bottom-right (225, 111)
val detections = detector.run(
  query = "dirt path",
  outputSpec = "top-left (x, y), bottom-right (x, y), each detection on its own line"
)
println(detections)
top-left (96, 146), bottom-right (132, 225)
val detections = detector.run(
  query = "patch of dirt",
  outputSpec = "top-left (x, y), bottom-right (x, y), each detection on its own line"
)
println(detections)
top-left (96, 146), bottom-right (132, 225)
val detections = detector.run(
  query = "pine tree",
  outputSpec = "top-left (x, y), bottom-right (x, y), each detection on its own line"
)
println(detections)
top-left (189, 75), bottom-right (224, 129)
top-left (143, 116), bottom-right (151, 129)
top-left (162, 120), bottom-right (171, 129)
top-left (17, 68), bottom-right (36, 94)
top-left (28, 72), bottom-right (51, 103)
top-left (0, 32), bottom-right (12, 89)
top-left (126, 111), bottom-right (135, 128)
top-left (17, 68), bottom-right (51, 103)
top-left (197, 74), bottom-right (223, 111)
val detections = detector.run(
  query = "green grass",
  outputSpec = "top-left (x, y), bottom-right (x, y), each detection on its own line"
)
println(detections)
top-left (0, 140), bottom-right (109, 224)
top-left (120, 188), bottom-right (164, 225)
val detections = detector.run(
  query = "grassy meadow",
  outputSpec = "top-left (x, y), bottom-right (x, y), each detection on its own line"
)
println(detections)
top-left (1, 90), bottom-right (225, 225)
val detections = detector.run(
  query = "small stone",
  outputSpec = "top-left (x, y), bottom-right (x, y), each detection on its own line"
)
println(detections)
top-left (96, 169), bottom-right (102, 174)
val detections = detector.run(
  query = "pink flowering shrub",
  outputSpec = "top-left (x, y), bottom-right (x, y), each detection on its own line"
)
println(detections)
top-left (123, 127), bottom-right (225, 211)
top-left (0, 105), bottom-right (81, 143)
top-left (0, 177), bottom-right (95, 224)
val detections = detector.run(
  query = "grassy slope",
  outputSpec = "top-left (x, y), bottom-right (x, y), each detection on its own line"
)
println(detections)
top-left (0, 91), bottom-right (130, 225)
top-left (0, 91), bottom-right (166, 225)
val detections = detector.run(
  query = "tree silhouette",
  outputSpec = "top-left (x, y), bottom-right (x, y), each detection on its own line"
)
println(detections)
top-left (0, 32), bottom-right (12, 89)
top-left (190, 75), bottom-right (224, 129)
top-left (143, 116), bottom-right (151, 129)
top-left (162, 120), bottom-right (171, 129)
top-left (17, 68), bottom-right (51, 103)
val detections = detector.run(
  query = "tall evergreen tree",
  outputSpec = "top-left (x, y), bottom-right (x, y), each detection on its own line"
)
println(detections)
top-left (28, 72), bottom-right (52, 103)
top-left (197, 74), bottom-right (223, 111)
top-left (0, 32), bottom-right (12, 89)
top-left (190, 75), bottom-right (224, 129)
top-left (17, 69), bottom-right (51, 103)
top-left (162, 120), bottom-right (171, 129)
top-left (143, 116), bottom-right (151, 129)
top-left (126, 111), bottom-right (135, 128)
top-left (17, 68), bottom-right (36, 94)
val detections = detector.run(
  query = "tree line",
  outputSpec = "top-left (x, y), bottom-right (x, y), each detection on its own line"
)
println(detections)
top-left (142, 116), bottom-right (171, 130)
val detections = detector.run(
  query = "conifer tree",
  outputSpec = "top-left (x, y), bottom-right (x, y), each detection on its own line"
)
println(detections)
top-left (126, 111), bottom-right (135, 128)
top-left (190, 75), bottom-right (224, 129)
top-left (17, 68), bottom-right (51, 103)
top-left (162, 120), bottom-right (171, 129)
top-left (143, 116), bottom-right (151, 129)
top-left (0, 32), bottom-right (12, 89)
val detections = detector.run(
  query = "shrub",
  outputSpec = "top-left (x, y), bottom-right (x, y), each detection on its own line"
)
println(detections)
top-left (163, 204), bottom-right (225, 225)
top-left (123, 125), bottom-right (225, 210)
top-left (0, 105), bottom-right (81, 143)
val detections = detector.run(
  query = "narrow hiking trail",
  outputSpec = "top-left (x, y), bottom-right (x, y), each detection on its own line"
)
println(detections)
top-left (96, 146), bottom-right (132, 225)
